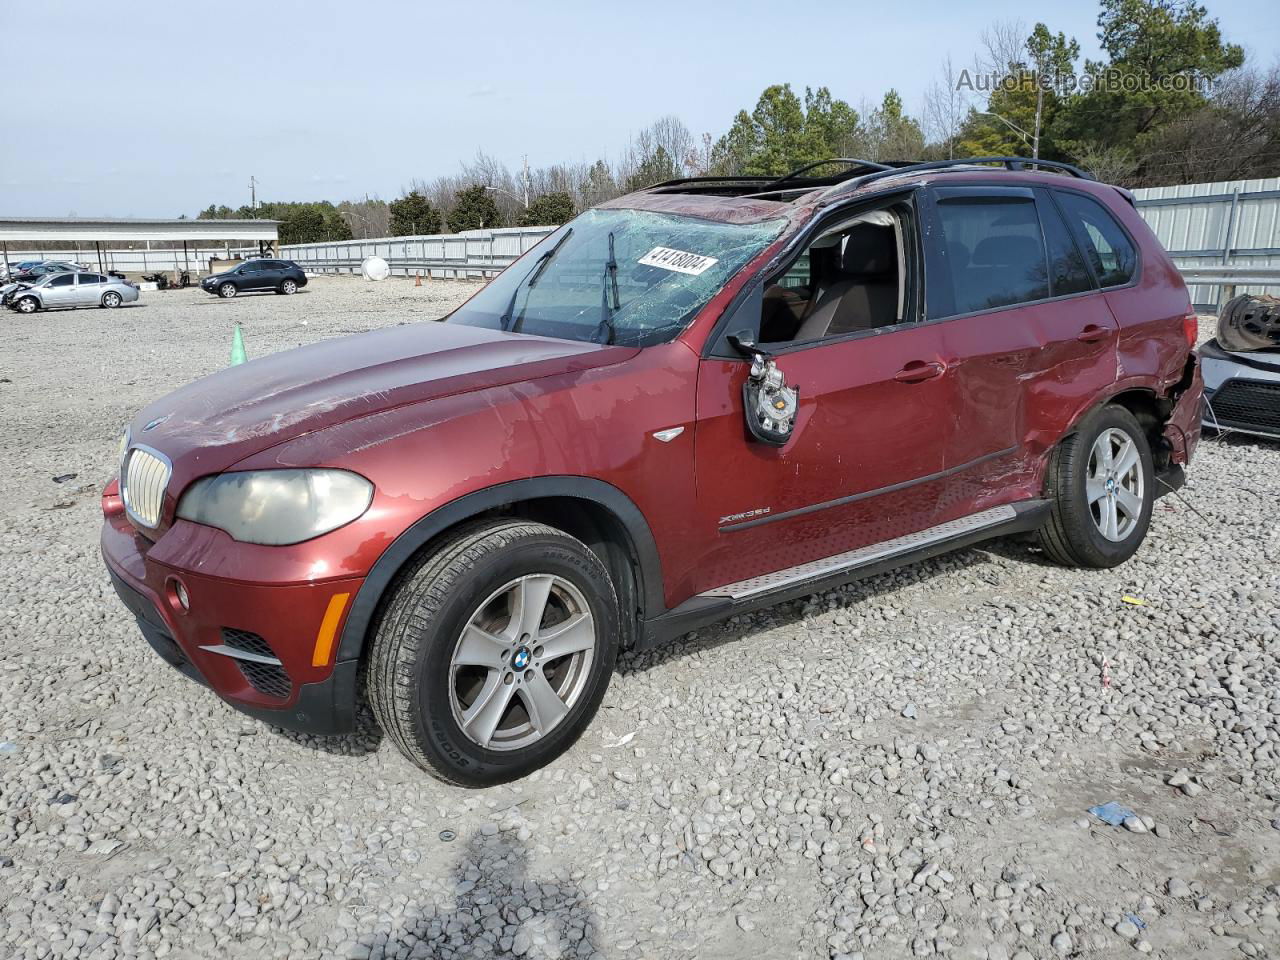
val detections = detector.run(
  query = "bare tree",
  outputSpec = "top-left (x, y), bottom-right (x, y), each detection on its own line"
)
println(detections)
top-left (923, 55), bottom-right (968, 159)
top-left (1069, 141), bottom-right (1140, 185)
top-left (336, 196), bottom-right (390, 239)
top-left (977, 19), bottom-right (1027, 77)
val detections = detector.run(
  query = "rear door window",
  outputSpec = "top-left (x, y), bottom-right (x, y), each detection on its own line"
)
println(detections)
top-left (1035, 194), bottom-right (1095, 297)
top-left (927, 193), bottom-right (1049, 318)
top-left (1054, 191), bottom-right (1137, 287)
top-left (79, 274), bottom-right (104, 284)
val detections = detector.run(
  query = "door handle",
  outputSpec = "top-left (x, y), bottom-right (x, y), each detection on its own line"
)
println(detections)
top-left (1076, 324), bottom-right (1108, 343)
top-left (894, 360), bottom-right (946, 383)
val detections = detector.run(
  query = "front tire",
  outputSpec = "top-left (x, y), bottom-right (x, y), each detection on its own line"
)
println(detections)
top-left (101, 291), bottom-right (122, 308)
top-left (367, 520), bottom-right (619, 786)
top-left (218, 282), bottom-right (237, 299)
top-left (1038, 404), bottom-right (1154, 568)
top-left (15, 296), bottom-right (38, 314)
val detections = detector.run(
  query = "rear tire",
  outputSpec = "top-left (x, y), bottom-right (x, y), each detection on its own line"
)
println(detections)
top-left (101, 291), bottom-right (122, 308)
top-left (367, 520), bottom-right (619, 786)
top-left (1038, 404), bottom-right (1154, 568)
top-left (278, 278), bottom-right (298, 295)
top-left (218, 282), bottom-right (237, 299)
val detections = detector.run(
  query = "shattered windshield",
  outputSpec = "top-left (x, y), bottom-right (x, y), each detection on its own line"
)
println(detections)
top-left (447, 208), bottom-right (786, 347)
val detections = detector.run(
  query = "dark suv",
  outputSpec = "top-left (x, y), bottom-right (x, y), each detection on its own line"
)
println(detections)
top-left (200, 258), bottom-right (307, 298)
top-left (102, 158), bottom-right (1203, 786)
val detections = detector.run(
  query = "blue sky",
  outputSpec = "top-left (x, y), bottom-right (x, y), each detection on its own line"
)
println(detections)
top-left (3, 0), bottom-right (1276, 217)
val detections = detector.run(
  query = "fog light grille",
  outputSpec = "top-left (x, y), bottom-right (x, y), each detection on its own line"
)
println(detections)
top-left (220, 628), bottom-right (292, 700)
top-left (1211, 380), bottom-right (1280, 431)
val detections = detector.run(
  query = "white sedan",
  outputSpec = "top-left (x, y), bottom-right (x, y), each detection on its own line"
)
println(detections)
top-left (5, 271), bottom-right (140, 313)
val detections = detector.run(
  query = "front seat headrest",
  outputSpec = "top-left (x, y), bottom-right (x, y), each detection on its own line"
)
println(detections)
top-left (842, 222), bottom-right (895, 276)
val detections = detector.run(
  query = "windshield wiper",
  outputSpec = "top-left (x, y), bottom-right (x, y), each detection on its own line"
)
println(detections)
top-left (504, 227), bottom-right (573, 334)
top-left (595, 232), bottom-right (621, 344)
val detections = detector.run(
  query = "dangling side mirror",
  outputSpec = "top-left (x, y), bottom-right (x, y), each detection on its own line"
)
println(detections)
top-left (726, 330), bottom-right (799, 446)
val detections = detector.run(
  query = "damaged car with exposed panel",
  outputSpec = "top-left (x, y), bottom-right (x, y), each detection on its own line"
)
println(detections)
top-left (101, 157), bottom-right (1204, 786)
top-left (1200, 293), bottom-right (1280, 439)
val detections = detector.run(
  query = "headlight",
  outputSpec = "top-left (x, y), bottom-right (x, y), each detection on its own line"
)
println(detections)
top-left (116, 427), bottom-right (130, 474)
top-left (175, 469), bottom-right (373, 545)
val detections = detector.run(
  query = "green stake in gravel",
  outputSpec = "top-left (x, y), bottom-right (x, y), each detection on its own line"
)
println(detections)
top-left (229, 323), bottom-right (247, 366)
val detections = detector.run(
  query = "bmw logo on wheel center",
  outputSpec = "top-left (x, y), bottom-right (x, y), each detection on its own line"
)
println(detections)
top-left (512, 646), bottom-right (531, 670)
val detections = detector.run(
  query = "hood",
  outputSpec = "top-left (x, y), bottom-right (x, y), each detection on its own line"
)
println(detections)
top-left (129, 322), bottom-right (636, 479)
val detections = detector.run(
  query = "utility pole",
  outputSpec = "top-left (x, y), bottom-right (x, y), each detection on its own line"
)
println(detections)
top-left (521, 155), bottom-right (530, 210)
top-left (248, 175), bottom-right (258, 213)
top-left (1031, 61), bottom-right (1044, 160)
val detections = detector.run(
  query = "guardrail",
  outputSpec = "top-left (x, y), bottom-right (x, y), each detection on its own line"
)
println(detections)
top-left (1174, 265), bottom-right (1280, 307)
top-left (280, 227), bottom-right (555, 280)
top-left (296, 257), bottom-right (514, 279)
top-left (1173, 266), bottom-right (1280, 284)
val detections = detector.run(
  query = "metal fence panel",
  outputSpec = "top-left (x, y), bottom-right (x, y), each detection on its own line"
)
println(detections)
top-left (277, 226), bottom-right (557, 279)
top-left (1134, 178), bottom-right (1280, 306)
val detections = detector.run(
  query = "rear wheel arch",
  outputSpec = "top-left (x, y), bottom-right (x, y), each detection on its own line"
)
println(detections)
top-left (1056, 386), bottom-right (1170, 476)
top-left (335, 478), bottom-right (663, 665)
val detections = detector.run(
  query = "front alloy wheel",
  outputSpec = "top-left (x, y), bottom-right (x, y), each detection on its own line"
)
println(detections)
top-left (450, 574), bottom-right (597, 750)
top-left (219, 282), bottom-right (237, 299)
top-left (367, 520), bottom-right (619, 786)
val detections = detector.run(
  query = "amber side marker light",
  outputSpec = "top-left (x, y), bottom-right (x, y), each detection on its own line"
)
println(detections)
top-left (312, 592), bottom-right (351, 667)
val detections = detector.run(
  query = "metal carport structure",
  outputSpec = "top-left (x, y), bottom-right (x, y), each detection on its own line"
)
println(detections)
top-left (0, 217), bottom-right (279, 275)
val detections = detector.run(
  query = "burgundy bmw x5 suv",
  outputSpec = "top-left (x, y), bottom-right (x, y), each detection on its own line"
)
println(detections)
top-left (103, 158), bottom-right (1203, 785)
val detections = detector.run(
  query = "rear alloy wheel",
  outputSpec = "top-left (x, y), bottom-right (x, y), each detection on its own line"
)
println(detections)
top-left (278, 278), bottom-right (298, 295)
top-left (368, 520), bottom-right (619, 786)
top-left (218, 282), bottom-right (237, 299)
top-left (1087, 427), bottom-right (1145, 542)
top-left (101, 291), bottom-right (122, 308)
top-left (1038, 404), bottom-right (1154, 568)
top-left (15, 296), bottom-right (38, 314)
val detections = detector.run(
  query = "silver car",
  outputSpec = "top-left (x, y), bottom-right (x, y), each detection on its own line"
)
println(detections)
top-left (6, 271), bottom-right (140, 313)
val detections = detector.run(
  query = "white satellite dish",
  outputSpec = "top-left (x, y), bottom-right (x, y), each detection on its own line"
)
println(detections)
top-left (361, 256), bottom-right (390, 281)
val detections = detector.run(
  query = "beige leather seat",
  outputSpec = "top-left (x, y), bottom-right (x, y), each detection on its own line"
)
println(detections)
top-left (793, 223), bottom-right (898, 341)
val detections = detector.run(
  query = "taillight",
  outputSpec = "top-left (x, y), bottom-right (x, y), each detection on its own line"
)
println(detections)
top-left (1182, 311), bottom-right (1198, 349)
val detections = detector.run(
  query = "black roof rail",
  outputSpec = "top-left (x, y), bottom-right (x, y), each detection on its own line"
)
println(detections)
top-left (646, 174), bottom-right (777, 191)
top-left (648, 158), bottom-right (898, 196)
top-left (823, 156), bottom-right (1096, 200)
top-left (758, 158), bottom-right (894, 190)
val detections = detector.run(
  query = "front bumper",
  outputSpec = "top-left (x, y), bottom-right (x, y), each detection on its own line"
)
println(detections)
top-left (1200, 340), bottom-right (1280, 439)
top-left (101, 489), bottom-right (363, 735)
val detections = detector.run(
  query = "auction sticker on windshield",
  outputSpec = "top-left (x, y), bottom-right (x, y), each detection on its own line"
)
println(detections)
top-left (639, 246), bottom-right (719, 276)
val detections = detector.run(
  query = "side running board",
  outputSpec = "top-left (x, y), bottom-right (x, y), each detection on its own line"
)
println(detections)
top-left (700, 504), bottom-right (1018, 600)
top-left (636, 500), bottom-right (1049, 651)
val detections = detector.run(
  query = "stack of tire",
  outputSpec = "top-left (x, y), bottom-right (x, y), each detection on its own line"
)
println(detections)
top-left (1217, 294), bottom-right (1280, 352)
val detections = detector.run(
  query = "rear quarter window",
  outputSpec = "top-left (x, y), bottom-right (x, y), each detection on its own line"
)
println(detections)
top-left (1054, 191), bottom-right (1137, 287)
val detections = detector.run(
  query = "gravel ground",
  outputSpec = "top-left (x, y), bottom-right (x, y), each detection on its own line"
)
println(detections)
top-left (1, 278), bottom-right (1278, 960)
